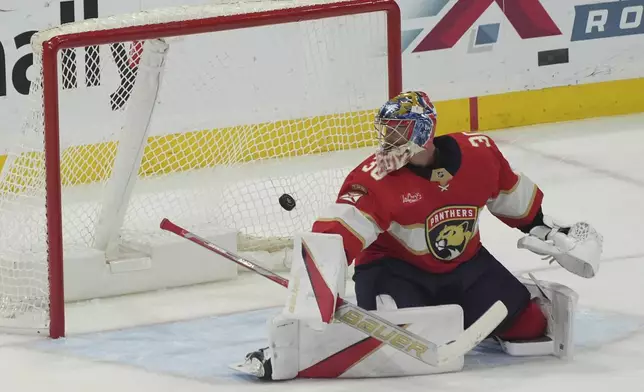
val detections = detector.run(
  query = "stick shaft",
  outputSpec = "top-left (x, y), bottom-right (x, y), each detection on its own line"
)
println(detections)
top-left (160, 218), bottom-right (288, 287)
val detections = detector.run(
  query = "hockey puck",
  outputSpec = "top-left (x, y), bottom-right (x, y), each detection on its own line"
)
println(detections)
top-left (279, 193), bottom-right (296, 211)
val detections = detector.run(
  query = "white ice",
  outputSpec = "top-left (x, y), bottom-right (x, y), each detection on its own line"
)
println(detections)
top-left (2, 113), bottom-right (644, 391)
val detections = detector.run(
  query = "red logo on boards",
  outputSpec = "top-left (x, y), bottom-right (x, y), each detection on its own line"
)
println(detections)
top-left (413, 0), bottom-right (562, 52)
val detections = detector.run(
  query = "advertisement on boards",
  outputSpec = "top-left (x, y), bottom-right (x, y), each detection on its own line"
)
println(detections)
top-left (0, 0), bottom-right (643, 150)
top-left (0, 0), bottom-right (388, 150)
top-left (399, 0), bottom-right (644, 100)
top-left (0, 0), bottom-right (142, 146)
top-left (571, 0), bottom-right (644, 41)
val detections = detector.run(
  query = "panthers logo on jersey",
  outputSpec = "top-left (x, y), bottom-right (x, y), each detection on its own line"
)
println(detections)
top-left (425, 206), bottom-right (478, 261)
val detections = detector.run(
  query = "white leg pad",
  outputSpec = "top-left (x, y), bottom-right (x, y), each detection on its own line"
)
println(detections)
top-left (268, 304), bottom-right (464, 379)
top-left (268, 315), bottom-right (300, 380)
top-left (499, 278), bottom-right (578, 359)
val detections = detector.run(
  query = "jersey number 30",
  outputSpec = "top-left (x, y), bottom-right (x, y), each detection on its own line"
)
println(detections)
top-left (361, 160), bottom-right (386, 181)
top-left (466, 133), bottom-right (492, 148)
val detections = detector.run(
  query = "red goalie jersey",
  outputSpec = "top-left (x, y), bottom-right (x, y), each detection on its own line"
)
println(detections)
top-left (312, 132), bottom-right (544, 274)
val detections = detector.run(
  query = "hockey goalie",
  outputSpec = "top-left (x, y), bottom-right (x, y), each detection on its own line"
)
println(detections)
top-left (238, 91), bottom-right (604, 380)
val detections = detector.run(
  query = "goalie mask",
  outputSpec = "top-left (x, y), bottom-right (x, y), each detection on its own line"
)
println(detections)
top-left (374, 91), bottom-right (437, 174)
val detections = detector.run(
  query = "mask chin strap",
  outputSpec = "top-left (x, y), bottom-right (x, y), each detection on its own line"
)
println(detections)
top-left (375, 142), bottom-right (425, 175)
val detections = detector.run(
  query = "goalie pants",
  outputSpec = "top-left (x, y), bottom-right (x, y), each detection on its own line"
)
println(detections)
top-left (353, 246), bottom-right (536, 337)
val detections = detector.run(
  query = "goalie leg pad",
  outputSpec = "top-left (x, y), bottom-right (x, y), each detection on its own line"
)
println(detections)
top-left (497, 278), bottom-right (578, 359)
top-left (261, 305), bottom-right (465, 380)
top-left (268, 315), bottom-right (300, 380)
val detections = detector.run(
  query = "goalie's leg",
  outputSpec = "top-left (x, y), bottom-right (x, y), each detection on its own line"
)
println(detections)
top-left (455, 247), bottom-right (547, 340)
top-left (497, 276), bottom-right (578, 359)
top-left (235, 307), bottom-right (465, 381)
top-left (353, 247), bottom-right (547, 340)
top-left (353, 258), bottom-right (429, 311)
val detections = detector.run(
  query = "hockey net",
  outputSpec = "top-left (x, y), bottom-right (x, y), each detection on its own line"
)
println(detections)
top-left (0, 0), bottom-right (401, 337)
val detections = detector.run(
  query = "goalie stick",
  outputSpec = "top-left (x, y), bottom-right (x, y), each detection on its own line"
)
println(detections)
top-left (160, 218), bottom-right (508, 367)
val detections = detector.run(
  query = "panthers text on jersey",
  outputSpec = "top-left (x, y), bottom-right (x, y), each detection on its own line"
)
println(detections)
top-left (312, 132), bottom-right (543, 274)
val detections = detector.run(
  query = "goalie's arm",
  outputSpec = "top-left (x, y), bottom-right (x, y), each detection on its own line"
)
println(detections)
top-left (483, 137), bottom-right (544, 229)
top-left (478, 136), bottom-right (603, 278)
top-left (312, 180), bottom-right (389, 265)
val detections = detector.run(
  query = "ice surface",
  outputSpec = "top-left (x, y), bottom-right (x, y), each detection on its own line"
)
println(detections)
top-left (24, 304), bottom-right (644, 383)
top-left (1, 114), bottom-right (644, 391)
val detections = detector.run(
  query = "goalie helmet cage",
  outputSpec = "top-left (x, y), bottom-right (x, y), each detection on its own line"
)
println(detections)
top-left (1, 0), bottom-right (402, 339)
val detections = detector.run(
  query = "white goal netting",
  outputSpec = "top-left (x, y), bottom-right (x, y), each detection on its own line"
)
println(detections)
top-left (0, 0), bottom-right (397, 335)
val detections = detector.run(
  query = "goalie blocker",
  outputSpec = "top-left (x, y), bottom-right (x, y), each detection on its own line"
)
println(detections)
top-left (234, 232), bottom-right (578, 380)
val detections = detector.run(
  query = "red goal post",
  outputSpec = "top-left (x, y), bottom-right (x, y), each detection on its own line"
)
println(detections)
top-left (5, 0), bottom-right (402, 339)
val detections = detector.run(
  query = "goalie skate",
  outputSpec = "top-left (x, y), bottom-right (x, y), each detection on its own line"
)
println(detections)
top-left (229, 347), bottom-right (273, 380)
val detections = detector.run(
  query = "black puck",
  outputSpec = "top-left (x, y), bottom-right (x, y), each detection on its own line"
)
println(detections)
top-left (279, 193), bottom-right (296, 211)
